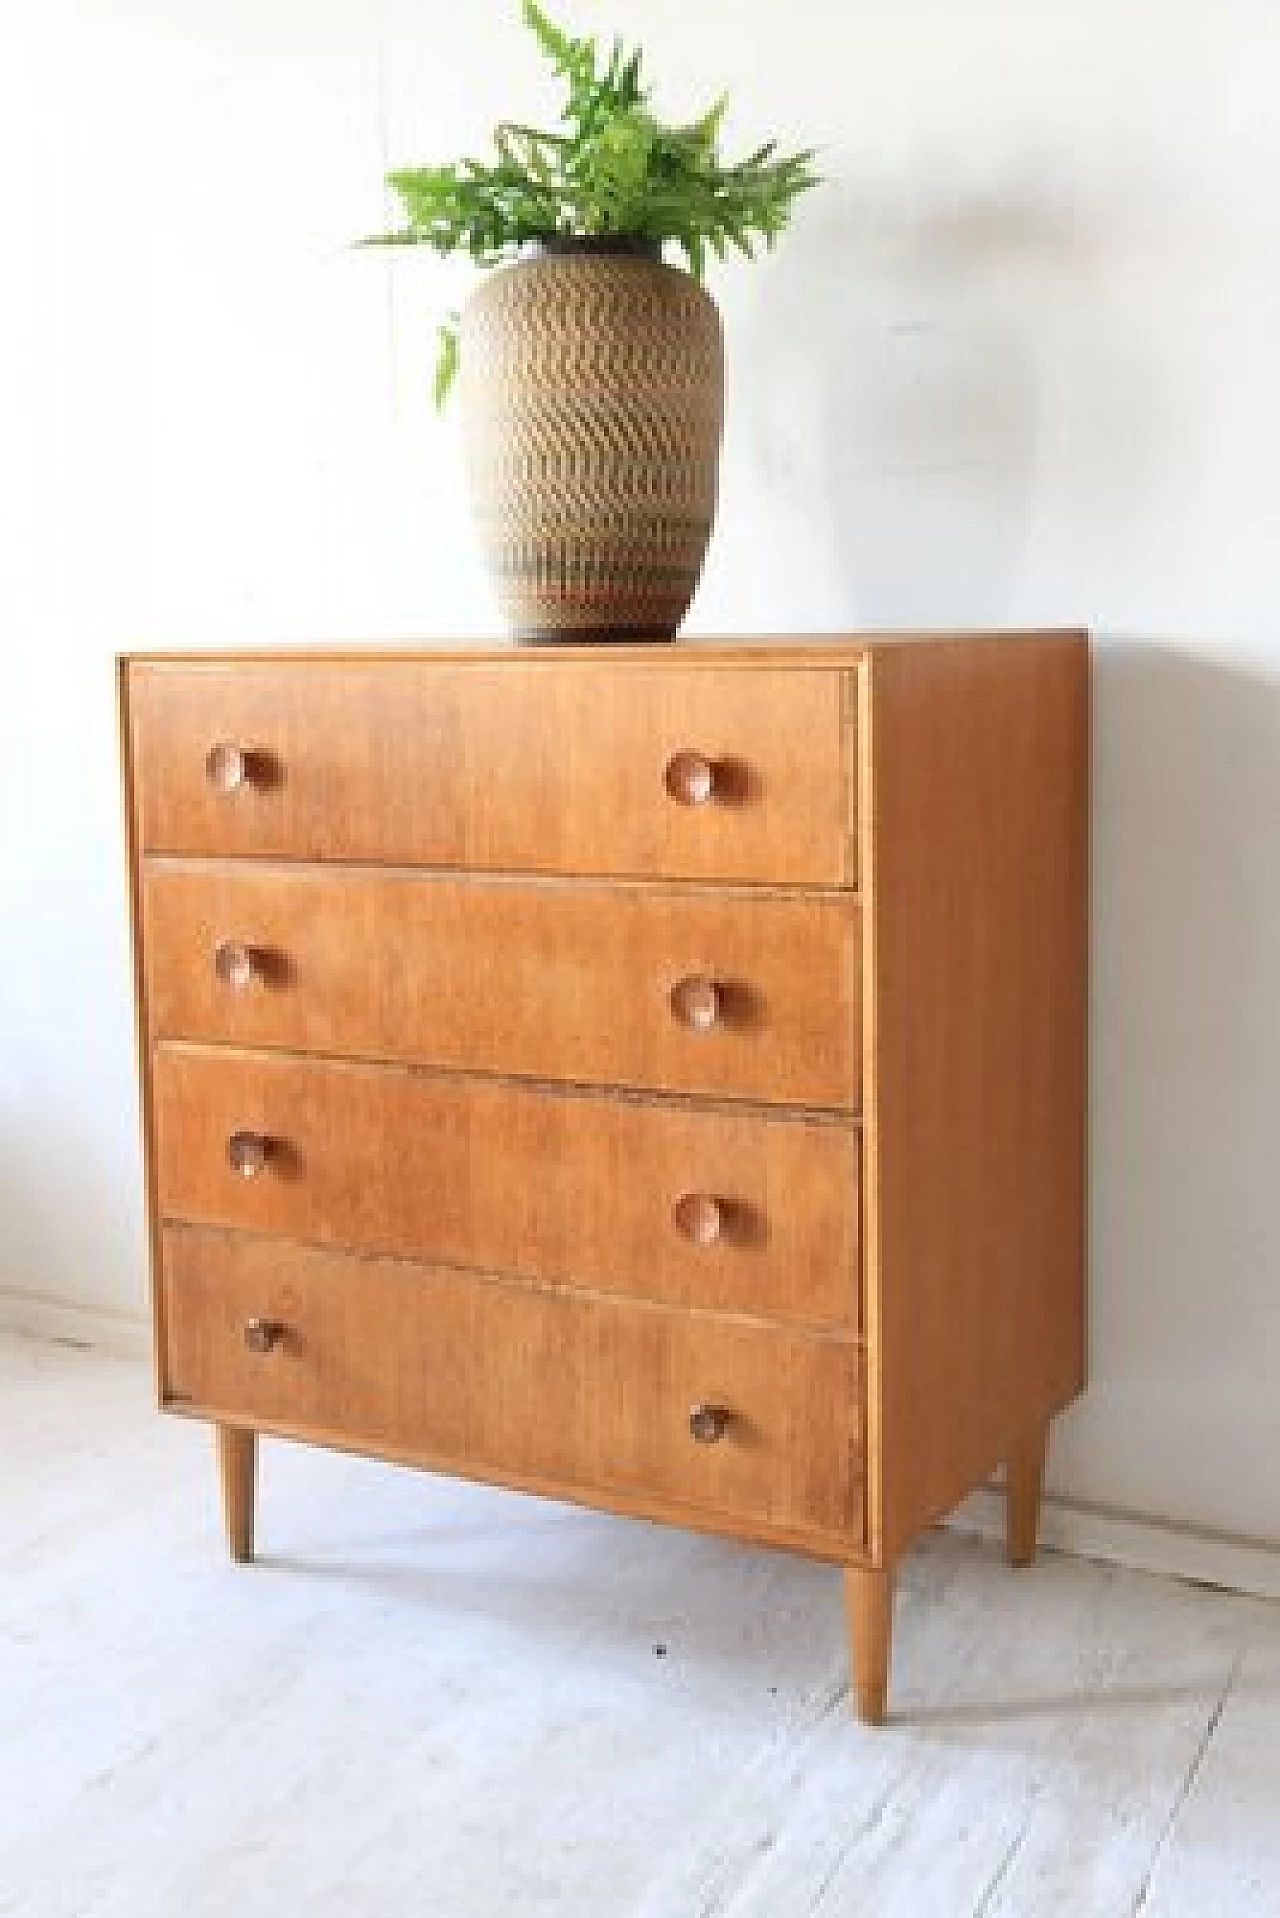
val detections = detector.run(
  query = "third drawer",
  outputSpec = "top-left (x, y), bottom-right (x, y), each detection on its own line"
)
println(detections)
top-left (152, 1046), bottom-right (860, 1327)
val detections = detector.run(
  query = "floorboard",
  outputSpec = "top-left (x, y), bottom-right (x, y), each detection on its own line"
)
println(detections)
top-left (2, 1334), bottom-right (1278, 1917)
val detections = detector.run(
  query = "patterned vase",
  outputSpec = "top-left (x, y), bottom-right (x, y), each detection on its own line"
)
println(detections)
top-left (458, 238), bottom-right (725, 642)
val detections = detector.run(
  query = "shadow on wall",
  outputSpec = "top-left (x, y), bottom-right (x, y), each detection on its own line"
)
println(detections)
top-left (740, 163), bottom-right (1280, 1529)
top-left (740, 175), bottom-right (1170, 626)
top-left (1064, 641), bottom-right (1280, 1536)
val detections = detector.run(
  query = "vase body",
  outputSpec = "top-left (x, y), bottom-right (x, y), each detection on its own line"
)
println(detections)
top-left (459, 247), bottom-right (724, 642)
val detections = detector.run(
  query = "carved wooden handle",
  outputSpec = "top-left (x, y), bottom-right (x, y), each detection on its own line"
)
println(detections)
top-left (243, 1317), bottom-right (285, 1354)
top-left (669, 975), bottom-right (721, 1032)
top-left (205, 742), bottom-right (273, 794)
top-left (205, 742), bottom-right (252, 792)
top-left (213, 941), bottom-right (260, 992)
top-left (227, 1130), bottom-right (271, 1179)
top-left (664, 751), bottom-right (718, 806)
top-left (673, 1192), bottom-right (723, 1246)
top-left (688, 1403), bottom-right (730, 1445)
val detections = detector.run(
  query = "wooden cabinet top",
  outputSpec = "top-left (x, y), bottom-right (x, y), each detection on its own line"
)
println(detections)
top-left (119, 631), bottom-right (1086, 669)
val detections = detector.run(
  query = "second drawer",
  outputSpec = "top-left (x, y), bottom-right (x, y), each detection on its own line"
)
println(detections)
top-left (152, 1047), bottom-right (860, 1327)
top-left (142, 864), bottom-right (861, 1108)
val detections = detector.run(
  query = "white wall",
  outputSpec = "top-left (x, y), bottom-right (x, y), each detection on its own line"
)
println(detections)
top-left (3, 0), bottom-right (1279, 1545)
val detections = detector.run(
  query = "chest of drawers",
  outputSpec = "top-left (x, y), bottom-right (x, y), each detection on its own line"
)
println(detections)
top-left (119, 635), bottom-right (1088, 1723)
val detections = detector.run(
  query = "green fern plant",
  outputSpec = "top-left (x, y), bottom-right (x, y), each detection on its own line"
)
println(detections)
top-left (366, 0), bottom-right (819, 406)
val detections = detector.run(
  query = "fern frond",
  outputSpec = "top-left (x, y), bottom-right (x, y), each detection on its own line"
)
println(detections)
top-left (368, 2), bottom-right (820, 402)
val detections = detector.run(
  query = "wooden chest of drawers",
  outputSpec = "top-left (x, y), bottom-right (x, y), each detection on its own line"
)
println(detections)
top-left (119, 636), bottom-right (1088, 1723)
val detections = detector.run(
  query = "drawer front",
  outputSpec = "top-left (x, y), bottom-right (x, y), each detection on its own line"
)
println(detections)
top-left (142, 866), bottom-right (861, 1109)
top-left (152, 1048), bottom-right (860, 1328)
top-left (126, 660), bottom-right (854, 885)
top-left (161, 1225), bottom-right (865, 1544)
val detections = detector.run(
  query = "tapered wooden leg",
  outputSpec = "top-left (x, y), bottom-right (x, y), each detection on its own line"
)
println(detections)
top-left (845, 1564), bottom-right (894, 1725)
top-left (1006, 1422), bottom-right (1048, 1568)
top-left (216, 1424), bottom-right (257, 1563)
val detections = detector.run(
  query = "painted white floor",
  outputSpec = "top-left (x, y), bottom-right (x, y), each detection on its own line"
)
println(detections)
top-left (2, 1332), bottom-right (1279, 1918)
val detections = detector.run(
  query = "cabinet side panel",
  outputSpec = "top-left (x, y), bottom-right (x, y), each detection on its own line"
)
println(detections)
top-left (863, 636), bottom-right (1089, 1560)
top-left (117, 659), bottom-right (167, 1400)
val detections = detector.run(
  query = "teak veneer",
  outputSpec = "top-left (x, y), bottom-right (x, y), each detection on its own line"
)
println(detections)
top-left (120, 633), bottom-right (1089, 1723)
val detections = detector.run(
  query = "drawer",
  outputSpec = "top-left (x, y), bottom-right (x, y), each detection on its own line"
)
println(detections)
top-left (124, 659), bottom-right (855, 884)
top-left (142, 865), bottom-right (861, 1109)
top-left (160, 1225), bottom-right (865, 1546)
top-left (152, 1048), bottom-right (860, 1328)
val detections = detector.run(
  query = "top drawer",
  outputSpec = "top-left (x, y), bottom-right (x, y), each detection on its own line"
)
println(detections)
top-left (123, 659), bottom-right (855, 885)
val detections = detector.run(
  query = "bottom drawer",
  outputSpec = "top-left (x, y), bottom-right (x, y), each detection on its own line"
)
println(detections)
top-left (160, 1225), bottom-right (865, 1549)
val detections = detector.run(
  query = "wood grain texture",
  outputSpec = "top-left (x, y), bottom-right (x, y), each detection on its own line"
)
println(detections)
top-left (152, 1046), bottom-right (860, 1327)
top-left (141, 864), bottom-right (861, 1108)
top-left (125, 659), bottom-right (853, 884)
top-left (161, 1226), bottom-right (866, 1549)
top-left (119, 632), bottom-right (1091, 1722)
top-left (858, 633), bottom-right (1089, 1564)
top-left (215, 1425), bottom-right (255, 1563)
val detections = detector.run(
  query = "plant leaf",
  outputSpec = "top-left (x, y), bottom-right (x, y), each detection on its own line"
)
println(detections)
top-left (433, 315), bottom-right (460, 412)
top-left (364, 2), bottom-right (822, 323)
